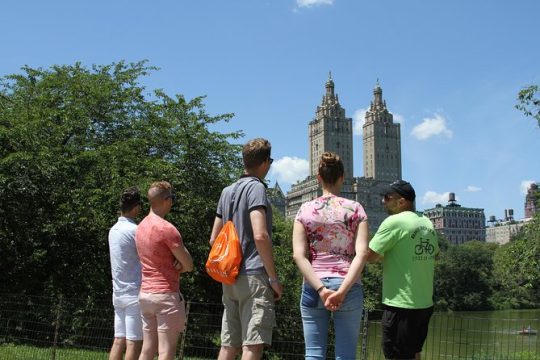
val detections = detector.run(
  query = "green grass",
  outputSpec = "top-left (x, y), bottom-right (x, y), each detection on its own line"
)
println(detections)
top-left (0, 343), bottom-right (212, 360)
top-left (0, 343), bottom-right (108, 360)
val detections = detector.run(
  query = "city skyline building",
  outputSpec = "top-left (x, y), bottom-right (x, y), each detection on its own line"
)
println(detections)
top-left (485, 209), bottom-right (530, 245)
top-left (524, 182), bottom-right (539, 219)
top-left (423, 193), bottom-right (486, 245)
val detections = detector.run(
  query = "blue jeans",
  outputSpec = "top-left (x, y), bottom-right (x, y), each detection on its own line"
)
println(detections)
top-left (300, 277), bottom-right (364, 360)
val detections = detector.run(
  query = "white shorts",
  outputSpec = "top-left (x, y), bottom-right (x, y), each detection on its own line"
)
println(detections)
top-left (113, 292), bottom-right (143, 341)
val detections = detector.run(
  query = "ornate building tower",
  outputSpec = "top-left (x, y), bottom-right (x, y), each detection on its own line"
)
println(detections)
top-left (286, 73), bottom-right (355, 218)
top-left (309, 73), bottom-right (354, 180)
top-left (362, 81), bottom-right (402, 181)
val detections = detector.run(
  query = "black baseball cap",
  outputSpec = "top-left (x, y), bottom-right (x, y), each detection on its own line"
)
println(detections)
top-left (381, 180), bottom-right (416, 201)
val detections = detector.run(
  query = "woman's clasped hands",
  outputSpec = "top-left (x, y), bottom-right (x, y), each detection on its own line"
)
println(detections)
top-left (325, 290), bottom-right (347, 311)
top-left (320, 288), bottom-right (345, 312)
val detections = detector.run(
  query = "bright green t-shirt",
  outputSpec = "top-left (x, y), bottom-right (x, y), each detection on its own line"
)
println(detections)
top-left (369, 211), bottom-right (439, 309)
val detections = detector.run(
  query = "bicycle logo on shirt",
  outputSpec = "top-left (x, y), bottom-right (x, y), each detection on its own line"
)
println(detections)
top-left (414, 238), bottom-right (435, 255)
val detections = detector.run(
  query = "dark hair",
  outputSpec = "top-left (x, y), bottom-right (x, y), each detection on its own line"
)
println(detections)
top-left (120, 187), bottom-right (142, 213)
top-left (318, 152), bottom-right (344, 185)
top-left (242, 138), bottom-right (271, 170)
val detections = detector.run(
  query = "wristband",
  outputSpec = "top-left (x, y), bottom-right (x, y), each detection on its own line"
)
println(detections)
top-left (316, 285), bottom-right (325, 293)
top-left (269, 277), bottom-right (280, 285)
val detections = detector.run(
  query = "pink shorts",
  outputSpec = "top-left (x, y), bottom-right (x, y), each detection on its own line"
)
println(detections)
top-left (139, 292), bottom-right (186, 333)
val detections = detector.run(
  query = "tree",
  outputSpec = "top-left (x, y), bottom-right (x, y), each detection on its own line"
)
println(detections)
top-left (270, 206), bottom-right (301, 306)
top-left (516, 85), bottom-right (540, 128)
top-left (0, 61), bottom-right (243, 303)
top-left (434, 241), bottom-right (498, 311)
top-left (492, 214), bottom-right (540, 309)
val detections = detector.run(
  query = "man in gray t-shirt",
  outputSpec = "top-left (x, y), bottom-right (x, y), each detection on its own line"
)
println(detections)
top-left (210, 138), bottom-right (283, 360)
top-left (216, 176), bottom-right (273, 273)
top-left (108, 187), bottom-right (143, 360)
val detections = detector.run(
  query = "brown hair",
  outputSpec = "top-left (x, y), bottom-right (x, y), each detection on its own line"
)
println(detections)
top-left (318, 152), bottom-right (344, 185)
top-left (242, 138), bottom-right (271, 170)
top-left (148, 181), bottom-right (172, 202)
top-left (119, 186), bottom-right (142, 213)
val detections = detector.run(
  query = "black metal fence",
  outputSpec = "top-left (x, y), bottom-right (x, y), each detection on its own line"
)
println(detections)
top-left (0, 293), bottom-right (538, 359)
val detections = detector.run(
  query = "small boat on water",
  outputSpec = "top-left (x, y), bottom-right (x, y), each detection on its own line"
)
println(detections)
top-left (517, 326), bottom-right (537, 335)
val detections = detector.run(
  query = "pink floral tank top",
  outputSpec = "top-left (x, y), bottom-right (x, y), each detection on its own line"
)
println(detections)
top-left (295, 195), bottom-right (367, 279)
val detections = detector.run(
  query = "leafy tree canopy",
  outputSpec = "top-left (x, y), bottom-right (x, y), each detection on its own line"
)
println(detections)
top-left (516, 85), bottom-right (540, 128)
top-left (0, 61), bottom-right (243, 301)
top-left (492, 213), bottom-right (540, 309)
top-left (434, 241), bottom-right (498, 311)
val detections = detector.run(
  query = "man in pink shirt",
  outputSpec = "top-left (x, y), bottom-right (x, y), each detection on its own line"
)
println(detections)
top-left (135, 181), bottom-right (193, 360)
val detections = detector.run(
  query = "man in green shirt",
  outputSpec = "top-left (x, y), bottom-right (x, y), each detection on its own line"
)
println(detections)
top-left (367, 180), bottom-right (439, 360)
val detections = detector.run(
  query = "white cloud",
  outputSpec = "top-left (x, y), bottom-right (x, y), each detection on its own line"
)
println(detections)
top-left (297, 0), bottom-right (333, 7)
top-left (270, 156), bottom-right (309, 184)
top-left (353, 109), bottom-right (404, 136)
top-left (411, 113), bottom-right (453, 140)
top-left (465, 185), bottom-right (481, 192)
top-left (353, 108), bottom-right (367, 135)
top-left (422, 191), bottom-right (455, 205)
top-left (521, 180), bottom-right (535, 195)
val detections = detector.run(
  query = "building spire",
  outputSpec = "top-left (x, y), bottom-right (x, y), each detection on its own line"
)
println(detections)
top-left (324, 71), bottom-right (336, 103)
top-left (373, 79), bottom-right (383, 107)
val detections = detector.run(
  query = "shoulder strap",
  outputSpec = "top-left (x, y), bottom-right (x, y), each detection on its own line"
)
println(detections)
top-left (228, 177), bottom-right (258, 221)
top-left (227, 181), bottom-right (243, 221)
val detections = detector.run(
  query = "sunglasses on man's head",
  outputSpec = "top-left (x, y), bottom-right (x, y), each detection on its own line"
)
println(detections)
top-left (269, 157), bottom-right (274, 165)
top-left (166, 193), bottom-right (176, 202)
top-left (390, 180), bottom-right (410, 187)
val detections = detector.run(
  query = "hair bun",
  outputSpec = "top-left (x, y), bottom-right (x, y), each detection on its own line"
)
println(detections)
top-left (321, 152), bottom-right (339, 165)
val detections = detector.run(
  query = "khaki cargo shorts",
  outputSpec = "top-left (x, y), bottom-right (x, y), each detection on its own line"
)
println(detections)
top-left (221, 274), bottom-right (276, 347)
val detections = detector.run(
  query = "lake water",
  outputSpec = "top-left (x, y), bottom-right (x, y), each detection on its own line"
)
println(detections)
top-left (363, 309), bottom-right (540, 360)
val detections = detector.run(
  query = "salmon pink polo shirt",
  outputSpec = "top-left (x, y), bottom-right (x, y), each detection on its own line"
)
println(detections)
top-left (135, 212), bottom-right (183, 293)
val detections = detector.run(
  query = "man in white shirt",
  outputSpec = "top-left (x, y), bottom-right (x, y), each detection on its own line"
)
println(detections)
top-left (108, 187), bottom-right (143, 360)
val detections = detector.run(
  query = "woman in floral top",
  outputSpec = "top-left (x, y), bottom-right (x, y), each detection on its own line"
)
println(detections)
top-left (293, 152), bottom-right (369, 359)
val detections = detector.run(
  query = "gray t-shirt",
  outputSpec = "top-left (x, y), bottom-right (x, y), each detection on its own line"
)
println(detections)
top-left (217, 176), bottom-right (273, 274)
top-left (108, 216), bottom-right (142, 295)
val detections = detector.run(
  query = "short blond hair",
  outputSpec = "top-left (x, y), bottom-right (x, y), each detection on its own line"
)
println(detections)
top-left (148, 181), bottom-right (172, 202)
top-left (242, 138), bottom-right (271, 170)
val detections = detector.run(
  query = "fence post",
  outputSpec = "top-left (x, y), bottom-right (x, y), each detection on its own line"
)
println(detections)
top-left (51, 295), bottom-right (63, 360)
top-left (360, 309), bottom-right (370, 360)
top-left (177, 301), bottom-right (191, 359)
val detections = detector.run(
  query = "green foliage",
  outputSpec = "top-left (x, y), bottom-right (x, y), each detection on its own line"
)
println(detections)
top-left (437, 231), bottom-right (450, 253)
top-left (270, 206), bottom-right (301, 306)
top-left (434, 241), bottom-right (498, 311)
top-left (361, 262), bottom-right (383, 311)
top-left (0, 61), bottom-right (243, 302)
top-left (516, 84), bottom-right (540, 128)
top-left (492, 214), bottom-right (540, 309)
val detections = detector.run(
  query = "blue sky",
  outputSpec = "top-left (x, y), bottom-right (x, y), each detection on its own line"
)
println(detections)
top-left (3, 0), bottom-right (540, 221)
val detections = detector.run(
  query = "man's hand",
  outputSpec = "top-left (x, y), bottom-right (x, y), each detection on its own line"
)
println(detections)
top-left (271, 281), bottom-right (283, 301)
top-left (173, 259), bottom-right (183, 272)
